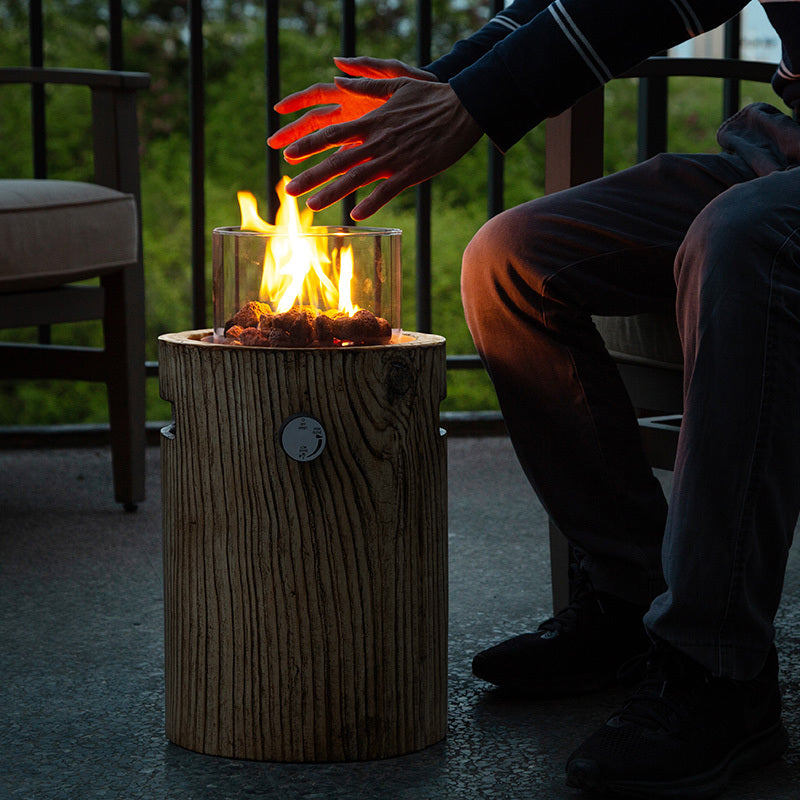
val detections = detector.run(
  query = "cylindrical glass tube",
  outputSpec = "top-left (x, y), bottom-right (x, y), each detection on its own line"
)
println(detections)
top-left (212, 226), bottom-right (402, 347)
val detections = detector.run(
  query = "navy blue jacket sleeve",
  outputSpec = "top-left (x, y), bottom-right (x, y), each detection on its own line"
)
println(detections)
top-left (762, 1), bottom-right (800, 114)
top-left (427, 0), bottom-right (751, 151)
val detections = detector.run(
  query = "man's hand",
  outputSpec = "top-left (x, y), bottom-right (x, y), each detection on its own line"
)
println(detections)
top-left (267, 57), bottom-right (438, 151)
top-left (267, 58), bottom-right (482, 221)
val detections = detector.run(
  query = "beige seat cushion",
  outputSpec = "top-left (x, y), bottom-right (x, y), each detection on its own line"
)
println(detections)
top-left (0, 179), bottom-right (138, 292)
top-left (593, 312), bottom-right (683, 369)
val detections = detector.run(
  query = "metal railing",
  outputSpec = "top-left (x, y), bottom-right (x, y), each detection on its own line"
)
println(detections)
top-left (19, 0), bottom-right (751, 438)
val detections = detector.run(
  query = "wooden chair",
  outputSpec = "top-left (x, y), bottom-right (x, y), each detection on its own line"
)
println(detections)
top-left (544, 56), bottom-right (776, 611)
top-left (0, 67), bottom-right (150, 510)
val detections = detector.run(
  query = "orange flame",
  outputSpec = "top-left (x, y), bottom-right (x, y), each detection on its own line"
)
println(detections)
top-left (237, 178), bottom-right (358, 315)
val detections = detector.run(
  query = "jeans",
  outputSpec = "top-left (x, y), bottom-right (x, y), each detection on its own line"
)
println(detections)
top-left (461, 104), bottom-right (800, 680)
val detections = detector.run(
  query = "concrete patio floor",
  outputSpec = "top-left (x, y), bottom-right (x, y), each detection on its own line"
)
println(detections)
top-left (1, 435), bottom-right (799, 799)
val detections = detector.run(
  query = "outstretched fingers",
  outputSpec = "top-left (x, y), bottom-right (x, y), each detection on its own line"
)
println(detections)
top-left (282, 117), bottom-right (365, 163)
top-left (273, 82), bottom-right (342, 113)
top-left (267, 105), bottom-right (342, 150)
top-left (285, 141), bottom-right (373, 200)
top-left (350, 177), bottom-right (407, 220)
top-left (269, 77), bottom-right (399, 152)
top-left (334, 75), bottom-right (405, 99)
top-left (333, 56), bottom-right (436, 81)
top-left (267, 84), bottom-right (344, 150)
top-left (280, 78), bottom-right (403, 161)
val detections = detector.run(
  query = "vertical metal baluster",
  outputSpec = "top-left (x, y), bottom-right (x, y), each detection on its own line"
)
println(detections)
top-left (487, 147), bottom-right (504, 218)
top-left (108, 0), bottom-right (124, 70)
top-left (637, 50), bottom-right (668, 163)
top-left (189, 0), bottom-right (206, 328)
top-left (29, 0), bottom-right (50, 345)
top-left (265, 0), bottom-right (281, 224)
top-left (637, 77), bottom-right (667, 161)
top-left (415, 0), bottom-right (432, 333)
top-left (29, 0), bottom-right (46, 179)
top-left (340, 0), bottom-right (357, 225)
top-left (486, 0), bottom-right (504, 219)
top-left (723, 15), bottom-right (741, 120)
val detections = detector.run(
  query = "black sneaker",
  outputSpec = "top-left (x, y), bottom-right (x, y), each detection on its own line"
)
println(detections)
top-left (471, 572), bottom-right (650, 695)
top-left (565, 641), bottom-right (789, 798)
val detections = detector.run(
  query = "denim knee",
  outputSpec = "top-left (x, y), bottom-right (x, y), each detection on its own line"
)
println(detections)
top-left (676, 182), bottom-right (779, 301)
top-left (675, 183), bottom-right (780, 342)
top-left (462, 210), bottom-right (519, 345)
top-left (462, 211), bottom-right (516, 319)
top-left (461, 202), bottom-right (560, 344)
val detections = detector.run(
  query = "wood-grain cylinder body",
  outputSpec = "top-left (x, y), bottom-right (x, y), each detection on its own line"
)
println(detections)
top-left (159, 330), bottom-right (448, 761)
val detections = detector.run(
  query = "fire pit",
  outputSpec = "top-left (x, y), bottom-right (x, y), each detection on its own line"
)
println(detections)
top-left (159, 184), bottom-right (448, 762)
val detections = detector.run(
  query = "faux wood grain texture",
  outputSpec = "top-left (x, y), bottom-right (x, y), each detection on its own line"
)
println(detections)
top-left (159, 331), bottom-right (448, 761)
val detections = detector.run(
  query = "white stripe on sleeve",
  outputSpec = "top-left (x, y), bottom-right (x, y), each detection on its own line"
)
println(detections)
top-left (668, 0), bottom-right (704, 36)
top-left (549, 0), bottom-right (613, 83)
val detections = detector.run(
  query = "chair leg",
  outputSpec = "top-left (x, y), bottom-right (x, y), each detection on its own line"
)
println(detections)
top-left (102, 265), bottom-right (146, 509)
top-left (548, 519), bottom-right (572, 614)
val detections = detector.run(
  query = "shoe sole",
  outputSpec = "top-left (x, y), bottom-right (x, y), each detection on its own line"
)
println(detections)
top-left (472, 654), bottom-right (623, 696)
top-left (565, 719), bottom-right (789, 799)
top-left (473, 668), bottom-right (617, 697)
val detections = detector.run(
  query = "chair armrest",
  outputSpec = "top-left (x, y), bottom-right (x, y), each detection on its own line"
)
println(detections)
top-left (0, 66), bottom-right (150, 200)
top-left (622, 56), bottom-right (776, 83)
top-left (544, 56), bottom-right (778, 195)
top-left (0, 67), bottom-right (150, 90)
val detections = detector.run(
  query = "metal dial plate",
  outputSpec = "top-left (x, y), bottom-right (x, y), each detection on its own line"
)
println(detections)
top-left (279, 414), bottom-right (327, 462)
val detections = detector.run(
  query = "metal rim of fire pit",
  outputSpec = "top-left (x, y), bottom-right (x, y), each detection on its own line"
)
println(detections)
top-left (192, 329), bottom-right (428, 350)
top-left (212, 224), bottom-right (403, 237)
